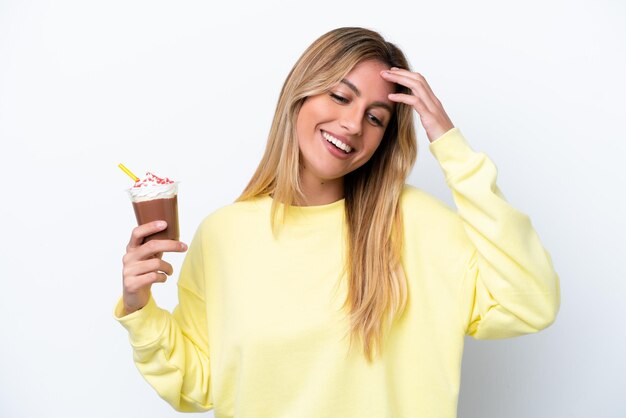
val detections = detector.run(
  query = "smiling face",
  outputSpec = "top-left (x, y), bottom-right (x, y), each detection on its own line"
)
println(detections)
top-left (295, 60), bottom-right (396, 196)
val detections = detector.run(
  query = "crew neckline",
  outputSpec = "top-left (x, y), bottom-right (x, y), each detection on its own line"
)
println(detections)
top-left (264, 194), bottom-right (344, 209)
top-left (256, 194), bottom-right (345, 224)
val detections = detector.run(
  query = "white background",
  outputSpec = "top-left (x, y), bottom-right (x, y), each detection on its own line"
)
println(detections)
top-left (1, 0), bottom-right (625, 417)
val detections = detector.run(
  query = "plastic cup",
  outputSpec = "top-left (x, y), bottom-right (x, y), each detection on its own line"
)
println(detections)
top-left (127, 182), bottom-right (179, 243)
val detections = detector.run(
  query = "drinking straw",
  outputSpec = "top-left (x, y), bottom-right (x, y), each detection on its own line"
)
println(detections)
top-left (118, 163), bottom-right (139, 182)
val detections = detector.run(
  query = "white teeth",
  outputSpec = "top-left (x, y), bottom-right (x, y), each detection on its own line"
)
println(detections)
top-left (322, 131), bottom-right (352, 153)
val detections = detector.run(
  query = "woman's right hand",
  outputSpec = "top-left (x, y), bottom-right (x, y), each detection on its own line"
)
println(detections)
top-left (121, 221), bottom-right (188, 315)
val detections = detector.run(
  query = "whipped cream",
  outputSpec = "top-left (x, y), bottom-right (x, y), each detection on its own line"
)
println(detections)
top-left (127, 172), bottom-right (178, 202)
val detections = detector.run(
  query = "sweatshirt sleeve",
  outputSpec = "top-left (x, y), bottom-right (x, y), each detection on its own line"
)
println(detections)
top-left (113, 224), bottom-right (213, 411)
top-left (429, 128), bottom-right (560, 339)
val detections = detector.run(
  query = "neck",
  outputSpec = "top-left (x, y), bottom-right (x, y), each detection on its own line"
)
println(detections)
top-left (296, 168), bottom-right (344, 206)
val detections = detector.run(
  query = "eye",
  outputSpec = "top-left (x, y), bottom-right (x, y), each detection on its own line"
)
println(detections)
top-left (367, 113), bottom-right (383, 127)
top-left (330, 93), bottom-right (349, 104)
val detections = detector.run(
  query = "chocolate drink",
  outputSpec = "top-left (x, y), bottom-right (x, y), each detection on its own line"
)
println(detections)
top-left (127, 173), bottom-right (180, 244)
top-left (132, 196), bottom-right (179, 242)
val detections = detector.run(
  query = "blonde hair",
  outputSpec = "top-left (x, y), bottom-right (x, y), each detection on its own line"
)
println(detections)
top-left (237, 27), bottom-right (417, 362)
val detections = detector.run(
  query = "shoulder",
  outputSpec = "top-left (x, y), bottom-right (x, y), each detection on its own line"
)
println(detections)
top-left (400, 184), bottom-right (456, 222)
top-left (399, 184), bottom-right (471, 254)
top-left (196, 196), bottom-right (269, 237)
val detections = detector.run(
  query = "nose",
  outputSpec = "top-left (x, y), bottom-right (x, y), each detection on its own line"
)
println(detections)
top-left (339, 106), bottom-right (362, 136)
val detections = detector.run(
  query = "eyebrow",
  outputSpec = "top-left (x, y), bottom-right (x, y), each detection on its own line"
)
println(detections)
top-left (340, 79), bottom-right (394, 114)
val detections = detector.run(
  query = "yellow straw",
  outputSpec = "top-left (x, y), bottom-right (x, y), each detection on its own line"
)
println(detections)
top-left (118, 163), bottom-right (139, 182)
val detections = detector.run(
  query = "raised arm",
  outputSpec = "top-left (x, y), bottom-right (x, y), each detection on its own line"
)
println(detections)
top-left (430, 128), bottom-right (560, 338)
top-left (382, 67), bottom-right (560, 337)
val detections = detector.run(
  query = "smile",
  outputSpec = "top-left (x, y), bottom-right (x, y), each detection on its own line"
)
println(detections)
top-left (322, 131), bottom-right (353, 153)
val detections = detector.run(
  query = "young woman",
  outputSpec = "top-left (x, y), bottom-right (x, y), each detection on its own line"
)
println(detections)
top-left (116, 27), bottom-right (560, 418)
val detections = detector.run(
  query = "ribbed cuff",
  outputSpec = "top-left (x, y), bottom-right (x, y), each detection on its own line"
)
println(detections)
top-left (428, 127), bottom-right (479, 178)
top-left (113, 295), bottom-right (168, 347)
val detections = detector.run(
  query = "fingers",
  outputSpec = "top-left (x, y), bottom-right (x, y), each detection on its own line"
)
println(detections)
top-left (389, 67), bottom-right (437, 96)
top-left (122, 229), bottom-right (188, 296)
top-left (122, 239), bottom-right (187, 279)
top-left (122, 222), bottom-right (184, 314)
top-left (124, 271), bottom-right (168, 294)
top-left (388, 92), bottom-right (430, 115)
top-left (127, 221), bottom-right (168, 249)
top-left (125, 223), bottom-right (187, 262)
top-left (380, 68), bottom-right (439, 112)
top-left (134, 239), bottom-right (188, 260)
top-left (122, 256), bottom-right (172, 297)
top-left (380, 67), bottom-right (454, 142)
top-left (123, 257), bottom-right (175, 278)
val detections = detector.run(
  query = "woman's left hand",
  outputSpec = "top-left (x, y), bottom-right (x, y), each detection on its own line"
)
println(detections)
top-left (381, 67), bottom-right (454, 143)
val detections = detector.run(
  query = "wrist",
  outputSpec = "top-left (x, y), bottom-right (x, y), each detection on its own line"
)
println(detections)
top-left (122, 303), bottom-right (143, 316)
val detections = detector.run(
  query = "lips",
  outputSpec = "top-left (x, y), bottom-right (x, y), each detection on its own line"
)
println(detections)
top-left (321, 130), bottom-right (354, 153)
top-left (320, 130), bottom-right (354, 160)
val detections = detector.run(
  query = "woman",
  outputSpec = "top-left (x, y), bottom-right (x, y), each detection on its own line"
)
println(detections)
top-left (116, 27), bottom-right (560, 417)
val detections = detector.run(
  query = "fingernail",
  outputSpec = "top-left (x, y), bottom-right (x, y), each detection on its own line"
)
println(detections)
top-left (181, 243), bottom-right (187, 250)
top-left (390, 67), bottom-right (399, 70)
top-left (157, 221), bottom-right (167, 228)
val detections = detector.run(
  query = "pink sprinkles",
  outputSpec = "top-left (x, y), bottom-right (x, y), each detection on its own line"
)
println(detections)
top-left (133, 172), bottom-right (175, 188)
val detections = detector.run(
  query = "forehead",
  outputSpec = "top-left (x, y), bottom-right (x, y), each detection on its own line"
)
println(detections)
top-left (341, 60), bottom-right (395, 101)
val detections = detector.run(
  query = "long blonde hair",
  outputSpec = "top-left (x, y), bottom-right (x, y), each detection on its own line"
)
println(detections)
top-left (237, 27), bottom-right (417, 362)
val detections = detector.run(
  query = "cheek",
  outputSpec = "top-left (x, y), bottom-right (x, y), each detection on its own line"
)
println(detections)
top-left (297, 99), bottom-right (325, 128)
top-left (296, 107), bottom-right (319, 152)
top-left (296, 112), bottom-right (314, 142)
top-left (364, 133), bottom-right (385, 157)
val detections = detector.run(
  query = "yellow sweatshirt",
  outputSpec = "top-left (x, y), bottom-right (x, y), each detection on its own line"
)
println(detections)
top-left (114, 128), bottom-right (560, 418)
